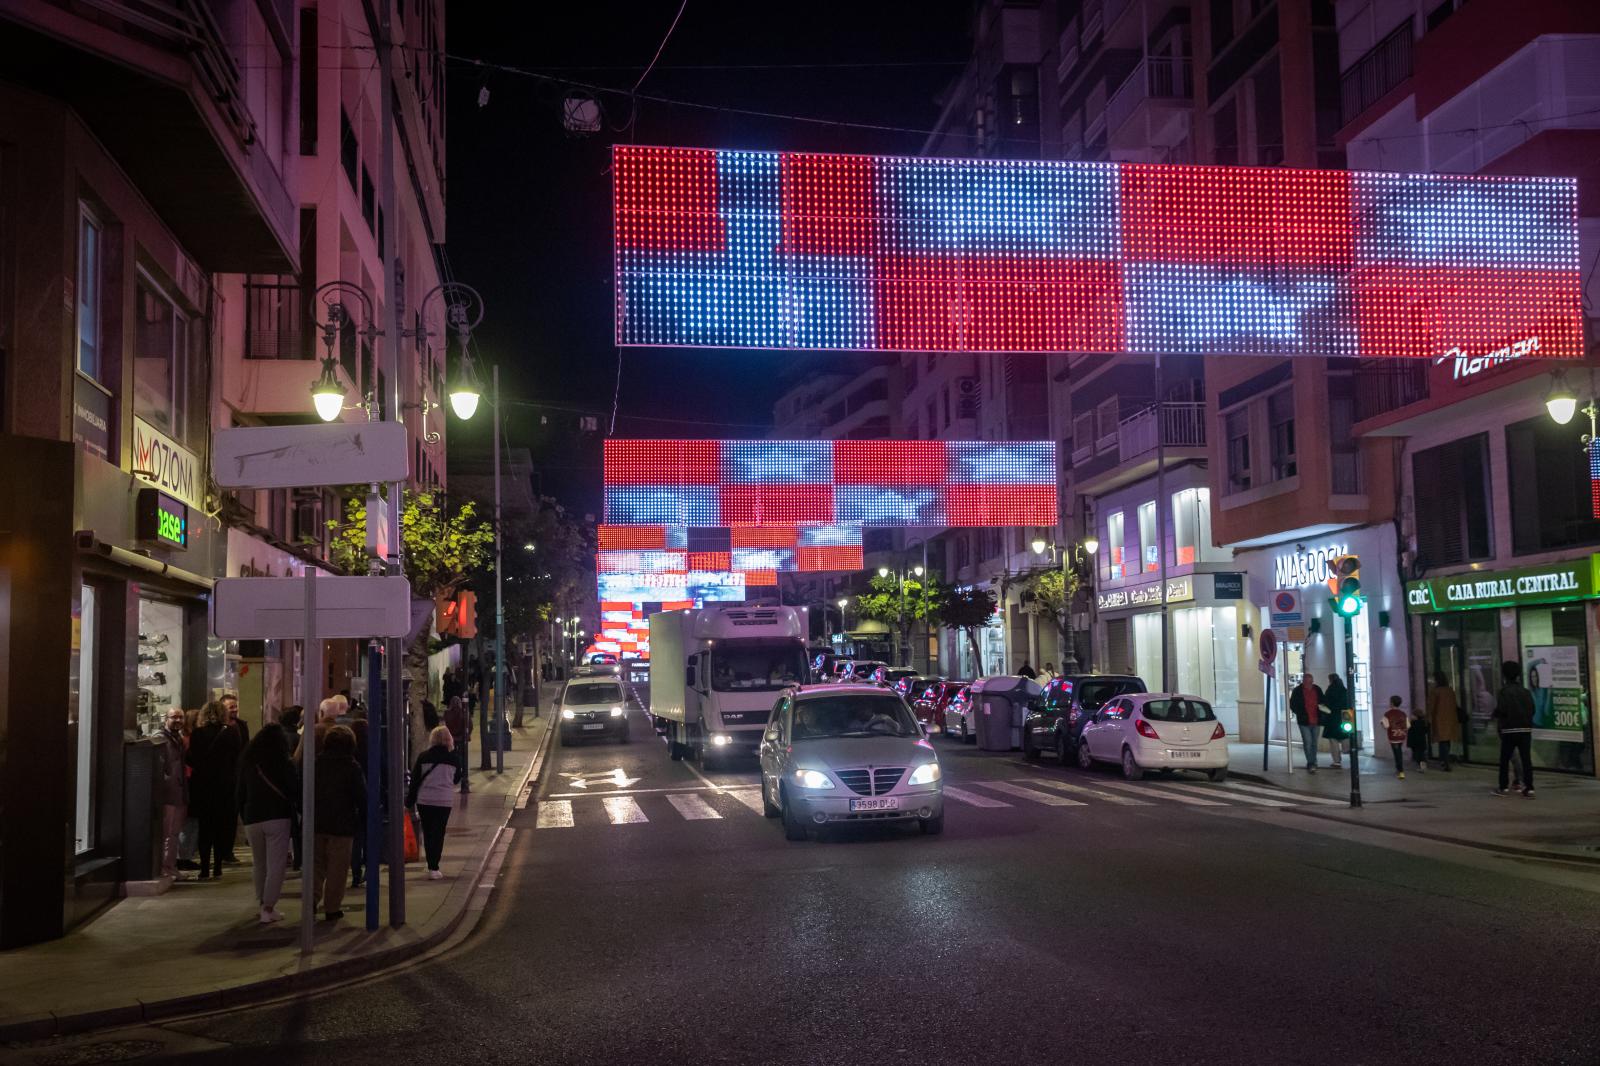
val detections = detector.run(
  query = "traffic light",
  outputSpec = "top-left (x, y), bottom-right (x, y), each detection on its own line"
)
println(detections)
top-left (1340, 708), bottom-right (1356, 735)
top-left (1327, 554), bottom-right (1364, 617)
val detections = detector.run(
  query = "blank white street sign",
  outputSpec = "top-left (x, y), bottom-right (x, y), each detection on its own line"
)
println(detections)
top-left (212, 421), bottom-right (410, 489)
top-left (212, 575), bottom-right (413, 638)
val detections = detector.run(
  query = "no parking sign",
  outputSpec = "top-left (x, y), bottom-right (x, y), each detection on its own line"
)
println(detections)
top-left (1269, 588), bottom-right (1303, 629)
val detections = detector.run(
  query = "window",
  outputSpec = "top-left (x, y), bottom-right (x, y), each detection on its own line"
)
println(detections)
top-left (1253, 58), bottom-right (1283, 166)
top-left (1210, 0), bottom-right (1235, 51)
top-left (1095, 397), bottom-right (1119, 451)
top-left (1328, 369), bottom-right (1361, 493)
top-left (1224, 408), bottom-right (1251, 493)
top-left (133, 273), bottom-right (191, 442)
top-left (1267, 387), bottom-right (1296, 481)
top-left (74, 584), bottom-right (98, 854)
top-left (1137, 500), bottom-right (1158, 572)
top-left (77, 207), bottom-right (103, 380)
top-left (1106, 510), bottom-right (1125, 580)
top-left (1506, 416), bottom-right (1600, 554)
top-left (1213, 94), bottom-right (1240, 167)
top-left (1413, 434), bottom-right (1492, 565)
top-left (299, 9), bottom-right (318, 154)
top-left (1072, 412), bottom-right (1095, 457)
top-left (1172, 486), bottom-right (1212, 565)
top-left (340, 109), bottom-right (358, 192)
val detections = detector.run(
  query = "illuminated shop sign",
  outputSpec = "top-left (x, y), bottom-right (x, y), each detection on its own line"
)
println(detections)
top-left (613, 145), bottom-right (1582, 359)
top-left (135, 488), bottom-right (188, 550)
top-left (1405, 556), bottom-right (1600, 613)
top-left (1436, 335), bottom-right (1540, 381)
top-left (1274, 544), bottom-right (1348, 589)
top-left (1097, 576), bottom-right (1193, 612)
top-left (133, 417), bottom-right (203, 509)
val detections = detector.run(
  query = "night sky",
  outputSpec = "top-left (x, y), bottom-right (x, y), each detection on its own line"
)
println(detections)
top-left (444, 1), bottom-right (973, 515)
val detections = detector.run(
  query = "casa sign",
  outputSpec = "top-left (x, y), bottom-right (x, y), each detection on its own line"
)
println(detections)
top-left (1405, 556), bottom-right (1600, 614)
top-left (1274, 544), bottom-right (1347, 590)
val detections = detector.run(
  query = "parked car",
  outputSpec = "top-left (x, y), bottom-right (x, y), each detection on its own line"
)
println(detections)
top-left (845, 660), bottom-right (889, 684)
top-left (903, 675), bottom-right (943, 703)
top-left (811, 651), bottom-right (843, 683)
top-left (828, 659), bottom-right (856, 682)
top-left (559, 678), bottom-right (630, 744)
top-left (1074, 693), bottom-right (1228, 781)
top-left (939, 683), bottom-right (975, 742)
top-left (758, 684), bottom-right (944, 839)
top-left (874, 666), bottom-right (919, 691)
top-left (1023, 673), bottom-right (1147, 762)
top-left (909, 679), bottom-right (951, 731)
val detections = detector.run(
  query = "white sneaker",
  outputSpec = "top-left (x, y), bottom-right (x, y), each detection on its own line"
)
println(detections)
top-left (259, 907), bottom-right (284, 924)
top-left (428, 869), bottom-right (444, 880)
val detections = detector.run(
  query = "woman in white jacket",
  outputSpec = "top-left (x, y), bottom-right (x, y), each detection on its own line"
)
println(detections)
top-left (406, 726), bottom-right (462, 879)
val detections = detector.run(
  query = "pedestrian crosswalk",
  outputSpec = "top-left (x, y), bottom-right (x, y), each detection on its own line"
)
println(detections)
top-left (532, 775), bottom-right (1343, 829)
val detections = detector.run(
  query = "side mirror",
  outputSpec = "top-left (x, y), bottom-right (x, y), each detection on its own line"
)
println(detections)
top-left (685, 657), bottom-right (697, 689)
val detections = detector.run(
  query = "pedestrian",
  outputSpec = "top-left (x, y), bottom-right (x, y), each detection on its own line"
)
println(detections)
top-left (236, 722), bottom-right (297, 924)
top-left (407, 725), bottom-right (462, 880)
top-left (422, 698), bottom-right (440, 731)
top-left (1041, 662), bottom-right (1057, 682)
top-left (1407, 705), bottom-right (1430, 771)
top-left (1289, 673), bottom-right (1324, 772)
top-left (444, 695), bottom-right (471, 794)
top-left (293, 697), bottom-right (341, 765)
top-left (1382, 695), bottom-right (1410, 779)
top-left (1492, 660), bottom-right (1536, 798)
top-left (1427, 671), bottom-right (1461, 772)
top-left (157, 707), bottom-right (190, 882)
top-left (277, 704), bottom-right (304, 871)
top-left (185, 700), bottom-right (242, 879)
top-left (176, 708), bottom-right (200, 871)
top-left (1322, 671), bottom-right (1350, 768)
top-left (312, 724), bottom-right (365, 921)
top-left (1017, 660), bottom-right (1038, 680)
top-left (347, 706), bottom-right (371, 888)
top-left (218, 692), bottom-right (248, 862)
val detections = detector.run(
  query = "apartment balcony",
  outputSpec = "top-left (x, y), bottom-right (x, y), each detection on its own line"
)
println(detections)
top-left (1337, 19), bottom-right (1414, 138)
top-left (1106, 57), bottom-right (1193, 154)
top-left (0, 0), bottom-right (297, 272)
top-left (1072, 401), bottom-right (1206, 495)
top-left (1103, 0), bottom-right (1188, 52)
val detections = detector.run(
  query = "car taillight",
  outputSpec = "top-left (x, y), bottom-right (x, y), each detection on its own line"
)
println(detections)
top-left (1211, 722), bottom-right (1226, 741)
top-left (1135, 719), bottom-right (1161, 740)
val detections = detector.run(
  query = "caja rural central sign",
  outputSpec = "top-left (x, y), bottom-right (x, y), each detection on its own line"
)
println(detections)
top-left (1405, 556), bottom-right (1600, 613)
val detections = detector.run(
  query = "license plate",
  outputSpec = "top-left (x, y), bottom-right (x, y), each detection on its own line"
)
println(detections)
top-left (849, 797), bottom-right (899, 812)
top-left (581, 723), bottom-right (605, 731)
top-left (1169, 749), bottom-right (1202, 758)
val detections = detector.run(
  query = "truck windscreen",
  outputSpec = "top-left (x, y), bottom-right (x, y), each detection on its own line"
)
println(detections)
top-left (710, 644), bottom-right (808, 692)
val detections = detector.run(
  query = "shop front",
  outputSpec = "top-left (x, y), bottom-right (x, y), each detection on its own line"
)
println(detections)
top-left (1407, 557), bottom-right (1597, 776)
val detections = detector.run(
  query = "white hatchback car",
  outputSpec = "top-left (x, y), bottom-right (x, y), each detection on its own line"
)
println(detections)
top-left (1075, 693), bottom-right (1228, 781)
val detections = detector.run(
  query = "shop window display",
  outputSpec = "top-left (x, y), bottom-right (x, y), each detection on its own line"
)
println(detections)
top-left (137, 598), bottom-right (185, 737)
top-left (1516, 605), bottom-right (1594, 775)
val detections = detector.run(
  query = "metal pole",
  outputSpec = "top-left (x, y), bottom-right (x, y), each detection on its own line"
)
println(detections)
top-left (1346, 622), bottom-right (1361, 808)
top-left (377, 0), bottom-right (407, 929)
top-left (1262, 679), bottom-right (1271, 773)
top-left (365, 640), bottom-right (380, 929)
top-left (493, 364), bottom-right (506, 773)
top-left (300, 574), bottom-right (318, 953)
top-left (1155, 351), bottom-right (1170, 692)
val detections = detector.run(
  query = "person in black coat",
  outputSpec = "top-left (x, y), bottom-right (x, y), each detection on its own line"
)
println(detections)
top-left (185, 700), bottom-right (242, 879)
top-left (311, 725), bottom-right (365, 920)
top-left (1322, 672), bottom-right (1351, 768)
top-left (236, 723), bottom-right (298, 924)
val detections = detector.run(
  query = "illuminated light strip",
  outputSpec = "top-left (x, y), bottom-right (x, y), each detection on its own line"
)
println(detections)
top-left (613, 145), bottom-right (1584, 359)
top-left (1591, 439), bottom-right (1600, 519)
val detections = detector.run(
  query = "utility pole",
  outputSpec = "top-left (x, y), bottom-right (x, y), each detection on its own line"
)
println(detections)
top-left (492, 364), bottom-right (505, 774)
top-left (1155, 351), bottom-right (1170, 692)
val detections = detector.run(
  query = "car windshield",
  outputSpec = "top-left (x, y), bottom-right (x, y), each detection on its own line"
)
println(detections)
top-left (566, 683), bottom-right (622, 705)
top-left (1078, 679), bottom-right (1144, 711)
top-left (909, 679), bottom-right (939, 697)
top-left (710, 643), bottom-right (808, 692)
top-left (1141, 698), bottom-right (1216, 722)
top-left (791, 695), bottom-right (920, 739)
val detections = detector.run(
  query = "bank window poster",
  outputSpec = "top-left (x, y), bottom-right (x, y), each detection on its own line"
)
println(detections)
top-left (1523, 645), bottom-right (1588, 742)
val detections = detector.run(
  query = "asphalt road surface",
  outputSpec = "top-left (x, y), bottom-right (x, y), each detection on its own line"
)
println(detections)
top-left (43, 686), bottom-right (1600, 1064)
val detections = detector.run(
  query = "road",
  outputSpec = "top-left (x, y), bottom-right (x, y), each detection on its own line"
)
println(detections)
top-left (47, 686), bottom-right (1600, 1064)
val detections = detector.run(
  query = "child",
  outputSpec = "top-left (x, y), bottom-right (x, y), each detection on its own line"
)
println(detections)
top-left (1407, 704), bottom-right (1430, 772)
top-left (1383, 696), bottom-right (1410, 779)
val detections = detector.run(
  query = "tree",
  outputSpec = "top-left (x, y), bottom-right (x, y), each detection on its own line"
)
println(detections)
top-left (1019, 564), bottom-right (1083, 667)
top-left (852, 573), bottom-right (934, 663)
top-left (933, 584), bottom-right (999, 675)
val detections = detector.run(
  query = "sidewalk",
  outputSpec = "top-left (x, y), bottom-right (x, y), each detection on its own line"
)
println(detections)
top-left (0, 710), bottom-right (553, 1042)
top-left (1228, 740), bottom-right (1600, 865)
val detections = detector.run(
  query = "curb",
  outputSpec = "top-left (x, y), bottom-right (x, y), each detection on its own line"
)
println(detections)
top-left (0, 720), bottom-right (557, 1045)
top-left (1229, 768), bottom-right (1600, 867)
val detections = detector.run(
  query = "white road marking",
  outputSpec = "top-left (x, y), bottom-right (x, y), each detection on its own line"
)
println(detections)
top-left (724, 788), bottom-right (766, 815)
top-left (976, 780), bottom-right (1087, 806)
top-left (666, 793), bottom-right (723, 820)
top-left (1221, 780), bottom-right (1347, 806)
top-left (601, 796), bottom-right (649, 824)
top-left (1162, 782), bottom-right (1293, 807)
top-left (1093, 780), bottom-right (1227, 806)
top-left (547, 785), bottom-right (723, 799)
top-left (536, 800), bottom-right (574, 828)
top-left (941, 786), bottom-right (1012, 808)
top-left (1024, 777), bottom-right (1151, 804)
top-left (686, 761), bottom-right (727, 793)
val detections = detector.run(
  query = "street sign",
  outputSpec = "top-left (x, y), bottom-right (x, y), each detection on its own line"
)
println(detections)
top-left (212, 421), bottom-right (411, 489)
top-left (212, 575), bottom-right (413, 638)
top-left (1269, 588), bottom-right (1303, 630)
top-left (1258, 629), bottom-right (1278, 677)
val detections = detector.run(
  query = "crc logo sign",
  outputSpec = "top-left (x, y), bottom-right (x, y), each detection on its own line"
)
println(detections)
top-left (1408, 587), bottom-right (1431, 607)
top-left (1274, 544), bottom-right (1347, 589)
top-left (1436, 336), bottom-right (1539, 382)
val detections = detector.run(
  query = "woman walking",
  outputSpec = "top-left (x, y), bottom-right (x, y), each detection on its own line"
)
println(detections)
top-left (236, 723), bottom-right (298, 924)
top-left (312, 725), bottom-right (365, 921)
top-left (1427, 671), bottom-right (1462, 771)
top-left (407, 725), bottom-right (462, 880)
top-left (1322, 671), bottom-right (1350, 768)
top-left (186, 700), bottom-right (242, 879)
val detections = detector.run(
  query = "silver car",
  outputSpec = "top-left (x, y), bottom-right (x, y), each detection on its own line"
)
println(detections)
top-left (758, 685), bottom-right (944, 840)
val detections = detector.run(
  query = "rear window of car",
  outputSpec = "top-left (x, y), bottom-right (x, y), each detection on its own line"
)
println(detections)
top-left (1140, 698), bottom-right (1215, 722)
top-left (1078, 678), bottom-right (1144, 711)
top-left (566, 683), bottom-right (623, 705)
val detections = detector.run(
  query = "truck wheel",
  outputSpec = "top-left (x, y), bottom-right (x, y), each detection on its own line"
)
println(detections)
top-left (780, 787), bottom-right (808, 841)
top-left (669, 738), bottom-right (686, 761)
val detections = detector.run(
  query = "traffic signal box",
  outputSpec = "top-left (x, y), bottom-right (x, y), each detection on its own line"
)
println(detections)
top-left (1326, 554), bottom-right (1364, 618)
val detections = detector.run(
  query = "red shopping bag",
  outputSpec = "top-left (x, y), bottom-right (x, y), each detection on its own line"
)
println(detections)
top-left (403, 812), bottom-right (420, 863)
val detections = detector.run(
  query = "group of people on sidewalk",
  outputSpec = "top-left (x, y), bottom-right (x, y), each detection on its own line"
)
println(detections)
top-left (1290, 662), bottom-right (1537, 796)
top-left (157, 694), bottom-right (468, 927)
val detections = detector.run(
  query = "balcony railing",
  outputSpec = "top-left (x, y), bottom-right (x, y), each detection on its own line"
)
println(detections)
top-left (244, 281), bottom-right (310, 360)
top-left (1118, 401), bottom-right (1206, 460)
top-left (1106, 57), bottom-right (1194, 140)
top-left (1353, 359), bottom-right (1430, 422)
top-left (1340, 19), bottom-right (1414, 128)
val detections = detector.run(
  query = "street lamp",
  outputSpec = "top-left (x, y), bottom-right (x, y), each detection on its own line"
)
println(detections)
top-left (306, 281), bottom-right (382, 422)
top-left (1546, 370), bottom-right (1579, 425)
top-left (1032, 538), bottom-right (1095, 674)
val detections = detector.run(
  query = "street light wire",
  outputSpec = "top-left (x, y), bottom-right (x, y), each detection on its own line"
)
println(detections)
top-left (631, 0), bottom-right (690, 97)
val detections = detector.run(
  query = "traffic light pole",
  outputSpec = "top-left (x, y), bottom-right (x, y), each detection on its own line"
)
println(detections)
top-left (1345, 620), bottom-right (1361, 808)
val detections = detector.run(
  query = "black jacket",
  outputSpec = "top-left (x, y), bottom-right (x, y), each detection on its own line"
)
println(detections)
top-left (237, 757), bottom-right (298, 825)
top-left (186, 722), bottom-right (242, 802)
top-left (1493, 682), bottom-right (1536, 732)
top-left (1289, 684), bottom-right (1323, 726)
top-left (1321, 680), bottom-right (1350, 738)
top-left (313, 752), bottom-right (366, 837)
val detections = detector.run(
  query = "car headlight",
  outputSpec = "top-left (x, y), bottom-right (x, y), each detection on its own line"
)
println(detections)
top-left (610, 707), bottom-right (623, 717)
top-left (561, 709), bottom-right (575, 720)
top-left (907, 763), bottom-right (941, 786)
top-left (794, 769), bottom-right (833, 789)
top-left (711, 733), bottom-right (731, 746)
